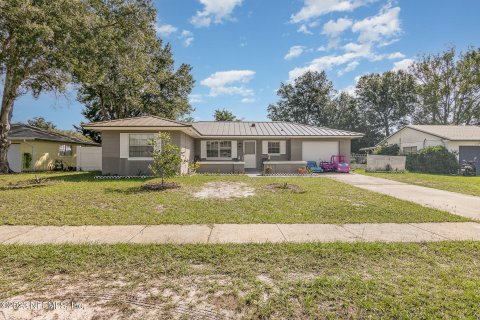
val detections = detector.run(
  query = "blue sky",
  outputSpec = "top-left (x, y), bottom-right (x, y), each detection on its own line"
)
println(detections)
top-left (12, 0), bottom-right (480, 129)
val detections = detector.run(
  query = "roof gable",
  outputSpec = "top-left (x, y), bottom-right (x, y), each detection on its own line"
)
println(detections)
top-left (8, 124), bottom-right (98, 145)
top-left (407, 125), bottom-right (480, 140)
top-left (82, 115), bottom-right (189, 128)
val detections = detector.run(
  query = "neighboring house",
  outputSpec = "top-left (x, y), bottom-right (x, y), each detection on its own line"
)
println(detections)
top-left (377, 125), bottom-right (480, 162)
top-left (82, 116), bottom-right (363, 175)
top-left (7, 124), bottom-right (99, 172)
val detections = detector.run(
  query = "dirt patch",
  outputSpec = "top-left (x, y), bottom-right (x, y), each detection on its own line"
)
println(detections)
top-left (193, 182), bottom-right (255, 200)
top-left (1, 177), bottom-right (55, 190)
top-left (264, 183), bottom-right (305, 193)
top-left (141, 182), bottom-right (180, 191)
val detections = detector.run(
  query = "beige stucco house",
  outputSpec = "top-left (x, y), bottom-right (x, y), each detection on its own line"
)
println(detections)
top-left (82, 116), bottom-right (363, 175)
top-left (377, 125), bottom-right (480, 163)
top-left (7, 124), bottom-right (99, 172)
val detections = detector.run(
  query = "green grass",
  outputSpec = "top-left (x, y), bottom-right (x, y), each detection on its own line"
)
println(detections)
top-left (356, 169), bottom-right (480, 197)
top-left (0, 172), bottom-right (468, 225)
top-left (1, 242), bottom-right (479, 318)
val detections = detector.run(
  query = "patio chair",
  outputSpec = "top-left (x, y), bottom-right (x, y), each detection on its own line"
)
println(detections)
top-left (306, 161), bottom-right (323, 173)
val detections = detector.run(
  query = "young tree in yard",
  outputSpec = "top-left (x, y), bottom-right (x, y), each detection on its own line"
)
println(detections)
top-left (27, 117), bottom-right (57, 130)
top-left (0, 0), bottom-right (172, 173)
top-left (267, 70), bottom-right (335, 127)
top-left (213, 109), bottom-right (238, 121)
top-left (356, 70), bottom-right (417, 137)
top-left (411, 46), bottom-right (480, 125)
top-left (149, 132), bottom-right (186, 187)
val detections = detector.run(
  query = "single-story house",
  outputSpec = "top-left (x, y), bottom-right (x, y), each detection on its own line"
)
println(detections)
top-left (376, 125), bottom-right (480, 162)
top-left (82, 116), bottom-right (363, 175)
top-left (7, 123), bottom-right (99, 172)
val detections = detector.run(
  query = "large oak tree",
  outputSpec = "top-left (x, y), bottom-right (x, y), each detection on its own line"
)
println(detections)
top-left (411, 46), bottom-right (480, 125)
top-left (0, 0), bottom-right (193, 172)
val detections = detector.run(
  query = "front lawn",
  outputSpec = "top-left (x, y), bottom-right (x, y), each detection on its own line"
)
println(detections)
top-left (1, 242), bottom-right (479, 319)
top-left (0, 172), bottom-right (467, 225)
top-left (356, 169), bottom-right (480, 197)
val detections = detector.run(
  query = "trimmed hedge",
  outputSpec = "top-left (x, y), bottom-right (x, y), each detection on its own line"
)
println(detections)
top-left (406, 146), bottom-right (458, 174)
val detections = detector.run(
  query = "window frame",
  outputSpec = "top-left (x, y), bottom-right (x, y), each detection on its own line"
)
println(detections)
top-left (267, 141), bottom-right (281, 155)
top-left (205, 140), bottom-right (232, 160)
top-left (59, 144), bottom-right (73, 157)
top-left (128, 133), bottom-right (155, 160)
top-left (402, 146), bottom-right (417, 155)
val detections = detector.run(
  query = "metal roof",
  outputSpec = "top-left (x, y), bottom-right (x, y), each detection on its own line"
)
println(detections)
top-left (192, 121), bottom-right (363, 137)
top-left (82, 115), bottom-right (189, 128)
top-left (8, 124), bottom-right (99, 145)
top-left (407, 125), bottom-right (480, 141)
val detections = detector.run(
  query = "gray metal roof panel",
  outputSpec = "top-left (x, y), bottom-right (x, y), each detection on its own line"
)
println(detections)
top-left (191, 121), bottom-right (363, 137)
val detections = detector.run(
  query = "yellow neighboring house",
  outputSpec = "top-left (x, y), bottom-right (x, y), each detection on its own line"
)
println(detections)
top-left (7, 123), bottom-right (99, 172)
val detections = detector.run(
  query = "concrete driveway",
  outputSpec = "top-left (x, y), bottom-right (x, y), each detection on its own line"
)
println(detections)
top-left (326, 173), bottom-right (480, 220)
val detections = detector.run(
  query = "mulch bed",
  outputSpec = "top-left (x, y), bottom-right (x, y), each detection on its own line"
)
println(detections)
top-left (264, 183), bottom-right (305, 193)
top-left (141, 181), bottom-right (180, 191)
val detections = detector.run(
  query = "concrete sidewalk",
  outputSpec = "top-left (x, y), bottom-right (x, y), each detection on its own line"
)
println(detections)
top-left (326, 173), bottom-right (480, 220)
top-left (0, 222), bottom-right (479, 244)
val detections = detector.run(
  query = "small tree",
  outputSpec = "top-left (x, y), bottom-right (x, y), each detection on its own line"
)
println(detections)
top-left (148, 132), bottom-right (187, 186)
top-left (214, 109), bottom-right (238, 121)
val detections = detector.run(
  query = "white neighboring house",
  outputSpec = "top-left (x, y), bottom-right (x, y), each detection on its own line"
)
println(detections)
top-left (378, 125), bottom-right (480, 163)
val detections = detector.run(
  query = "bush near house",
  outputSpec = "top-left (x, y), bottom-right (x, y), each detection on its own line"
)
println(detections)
top-left (406, 146), bottom-right (459, 174)
top-left (373, 143), bottom-right (400, 155)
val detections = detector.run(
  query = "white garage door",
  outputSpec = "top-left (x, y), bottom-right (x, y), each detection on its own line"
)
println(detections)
top-left (302, 141), bottom-right (339, 162)
top-left (7, 144), bottom-right (21, 172)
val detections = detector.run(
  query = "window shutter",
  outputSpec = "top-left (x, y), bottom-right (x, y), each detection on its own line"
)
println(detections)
top-left (262, 141), bottom-right (268, 154)
top-left (200, 141), bottom-right (207, 158)
top-left (231, 141), bottom-right (237, 159)
top-left (120, 133), bottom-right (129, 158)
top-left (280, 141), bottom-right (286, 154)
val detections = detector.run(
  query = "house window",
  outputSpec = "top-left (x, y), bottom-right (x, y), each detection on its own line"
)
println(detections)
top-left (59, 145), bottom-right (72, 156)
top-left (129, 134), bottom-right (154, 158)
top-left (268, 141), bottom-right (280, 154)
top-left (403, 146), bottom-right (417, 155)
top-left (206, 140), bottom-right (232, 158)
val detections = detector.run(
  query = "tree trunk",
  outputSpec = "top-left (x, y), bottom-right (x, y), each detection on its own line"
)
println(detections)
top-left (0, 66), bottom-right (18, 174)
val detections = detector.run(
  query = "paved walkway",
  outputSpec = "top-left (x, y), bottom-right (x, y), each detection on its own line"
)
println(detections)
top-left (326, 173), bottom-right (480, 220)
top-left (1, 222), bottom-right (479, 244)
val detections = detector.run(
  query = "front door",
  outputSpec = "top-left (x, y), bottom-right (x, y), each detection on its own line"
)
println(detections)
top-left (243, 141), bottom-right (256, 169)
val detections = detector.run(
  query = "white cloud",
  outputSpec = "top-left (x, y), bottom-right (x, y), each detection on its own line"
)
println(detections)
top-left (387, 52), bottom-right (405, 59)
top-left (322, 18), bottom-right (353, 37)
top-left (322, 17), bottom-right (353, 49)
top-left (189, 94), bottom-right (204, 104)
top-left (392, 58), bottom-right (414, 71)
top-left (201, 70), bottom-right (255, 97)
top-left (180, 30), bottom-right (194, 47)
top-left (337, 60), bottom-right (359, 76)
top-left (291, 0), bottom-right (373, 23)
top-left (297, 21), bottom-right (320, 34)
top-left (297, 24), bottom-right (313, 35)
top-left (352, 5), bottom-right (401, 44)
top-left (190, 0), bottom-right (243, 28)
top-left (155, 24), bottom-right (178, 36)
top-left (241, 98), bottom-right (256, 103)
top-left (284, 46), bottom-right (306, 60)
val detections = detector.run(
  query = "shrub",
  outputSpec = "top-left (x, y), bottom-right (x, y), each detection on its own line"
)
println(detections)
top-left (406, 146), bottom-right (458, 174)
top-left (149, 132), bottom-right (187, 186)
top-left (22, 152), bottom-right (32, 169)
top-left (373, 144), bottom-right (400, 156)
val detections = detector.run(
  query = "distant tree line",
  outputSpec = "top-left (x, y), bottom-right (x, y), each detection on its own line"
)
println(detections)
top-left (268, 46), bottom-right (480, 152)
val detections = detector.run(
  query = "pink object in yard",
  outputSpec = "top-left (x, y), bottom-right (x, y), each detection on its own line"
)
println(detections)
top-left (331, 155), bottom-right (350, 173)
